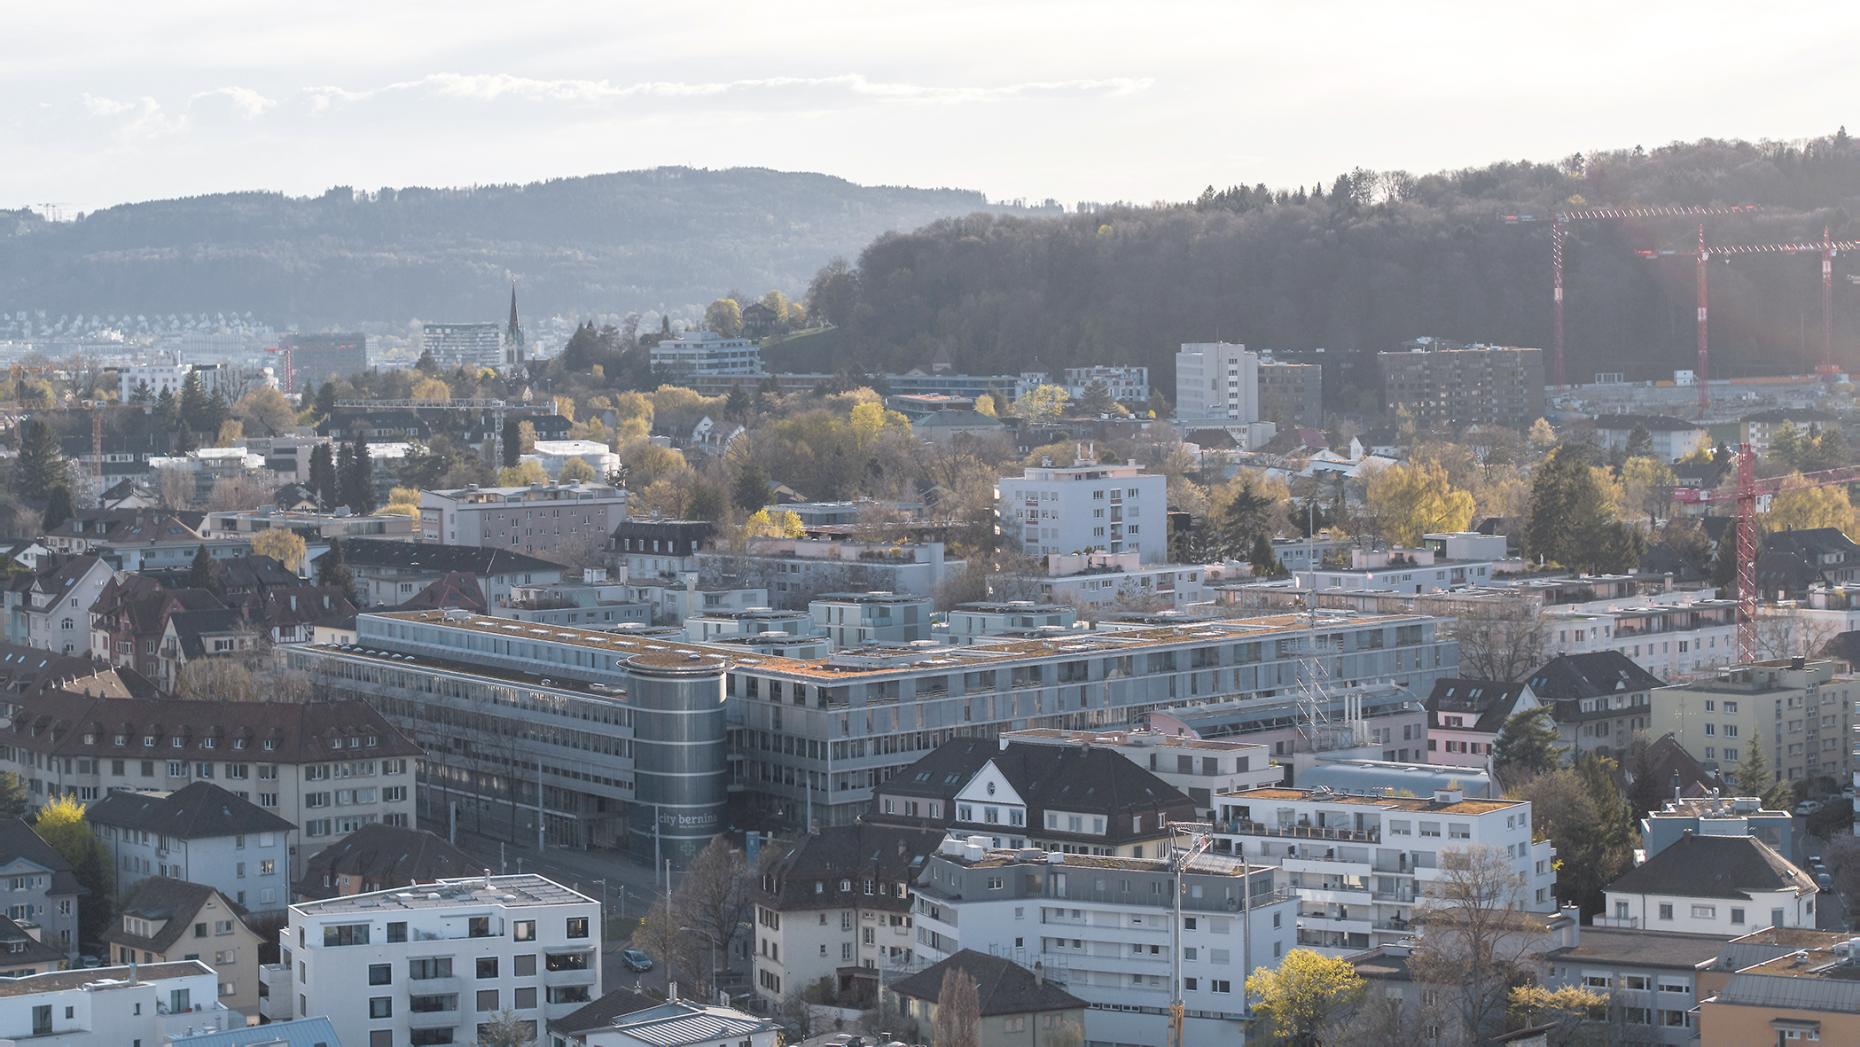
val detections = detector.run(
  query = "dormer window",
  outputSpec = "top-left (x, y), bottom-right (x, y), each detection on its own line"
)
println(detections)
top-left (143, 736), bottom-right (156, 747)
top-left (172, 737), bottom-right (184, 749)
top-left (262, 739), bottom-right (277, 751)
top-left (113, 735), bottom-right (126, 747)
top-left (232, 739), bottom-right (247, 750)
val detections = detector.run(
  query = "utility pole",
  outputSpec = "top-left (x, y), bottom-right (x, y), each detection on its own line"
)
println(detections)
top-left (1170, 826), bottom-right (1213, 1047)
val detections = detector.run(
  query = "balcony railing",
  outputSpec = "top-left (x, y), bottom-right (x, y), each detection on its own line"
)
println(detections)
top-left (1221, 819), bottom-right (1380, 844)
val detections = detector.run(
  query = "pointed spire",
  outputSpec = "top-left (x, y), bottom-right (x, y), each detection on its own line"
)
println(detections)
top-left (505, 280), bottom-right (525, 365)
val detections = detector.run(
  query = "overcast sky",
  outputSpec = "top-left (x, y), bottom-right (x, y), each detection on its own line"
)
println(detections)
top-left (7, 1), bottom-right (1858, 213)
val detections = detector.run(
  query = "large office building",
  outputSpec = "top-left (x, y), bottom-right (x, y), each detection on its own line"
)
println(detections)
top-left (996, 459), bottom-right (1167, 563)
top-left (289, 609), bottom-right (1457, 849)
top-left (266, 874), bottom-right (600, 1047)
top-left (422, 322), bottom-right (506, 370)
top-left (1257, 357), bottom-right (1323, 428)
top-left (912, 837), bottom-right (1296, 1047)
top-left (1175, 342), bottom-right (1260, 426)
top-left (1378, 342), bottom-right (1545, 430)
top-left (279, 333), bottom-right (367, 393)
top-left (649, 331), bottom-right (762, 377)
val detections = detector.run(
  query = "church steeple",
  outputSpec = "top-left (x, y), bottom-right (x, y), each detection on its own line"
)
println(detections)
top-left (505, 280), bottom-right (526, 365)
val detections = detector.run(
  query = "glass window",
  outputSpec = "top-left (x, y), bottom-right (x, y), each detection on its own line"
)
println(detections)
top-left (368, 964), bottom-right (391, 986)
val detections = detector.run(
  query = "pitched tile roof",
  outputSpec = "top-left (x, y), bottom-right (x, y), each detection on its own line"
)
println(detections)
top-left (296, 824), bottom-right (479, 899)
top-left (102, 876), bottom-right (244, 954)
top-left (86, 781), bottom-right (294, 839)
top-left (1425, 678), bottom-right (1533, 733)
top-left (888, 950), bottom-right (1086, 1015)
top-left (550, 988), bottom-right (658, 1036)
top-left (1527, 652), bottom-right (1665, 706)
top-left (4, 691), bottom-right (420, 764)
top-left (0, 818), bottom-right (84, 897)
top-left (342, 539), bottom-right (560, 576)
top-left (396, 571), bottom-right (487, 613)
top-left (758, 823), bottom-right (943, 911)
top-left (0, 913), bottom-right (68, 967)
top-left (1606, 834), bottom-right (1815, 900)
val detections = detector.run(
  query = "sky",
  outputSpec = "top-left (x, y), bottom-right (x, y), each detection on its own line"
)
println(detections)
top-left (7, 1), bottom-right (1859, 214)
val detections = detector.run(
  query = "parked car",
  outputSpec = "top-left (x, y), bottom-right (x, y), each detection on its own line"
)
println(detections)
top-left (1817, 871), bottom-right (1836, 890)
top-left (621, 948), bottom-right (654, 972)
top-left (1795, 800), bottom-right (1825, 817)
top-left (76, 955), bottom-right (101, 969)
top-left (1810, 855), bottom-right (1825, 869)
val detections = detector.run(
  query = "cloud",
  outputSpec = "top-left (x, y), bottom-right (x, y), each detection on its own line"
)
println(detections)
top-left (190, 86), bottom-right (276, 119)
top-left (81, 93), bottom-right (139, 117)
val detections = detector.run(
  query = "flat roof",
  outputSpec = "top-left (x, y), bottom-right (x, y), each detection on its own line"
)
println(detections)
top-left (292, 874), bottom-right (591, 916)
top-left (1001, 727), bottom-right (1266, 752)
top-left (946, 848), bottom-right (1271, 877)
top-left (1544, 928), bottom-right (1728, 970)
top-left (0, 960), bottom-right (209, 997)
top-left (1223, 786), bottom-right (1522, 816)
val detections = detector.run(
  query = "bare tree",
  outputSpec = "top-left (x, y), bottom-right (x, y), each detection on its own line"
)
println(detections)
top-left (157, 466), bottom-right (195, 510)
top-left (1753, 611), bottom-right (1844, 664)
top-left (1409, 845), bottom-right (1547, 1047)
top-left (634, 897), bottom-right (705, 998)
top-left (931, 969), bottom-right (981, 1047)
top-left (1451, 601), bottom-right (1547, 681)
top-left (207, 471), bottom-right (274, 511)
top-left (473, 1009), bottom-right (535, 1047)
top-left (175, 658), bottom-right (258, 700)
top-left (678, 836), bottom-right (754, 982)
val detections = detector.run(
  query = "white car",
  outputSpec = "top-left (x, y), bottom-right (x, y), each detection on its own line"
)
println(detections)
top-left (1795, 801), bottom-right (1825, 817)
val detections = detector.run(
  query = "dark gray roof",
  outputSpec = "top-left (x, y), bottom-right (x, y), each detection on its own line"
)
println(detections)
top-left (550, 988), bottom-right (658, 1036)
top-left (1606, 834), bottom-right (1814, 900)
top-left (86, 781), bottom-right (293, 839)
top-left (297, 824), bottom-right (479, 899)
top-left (102, 876), bottom-right (244, 954)
top-left (1592, 413), bottom-right (1703, 432)
top-left (0, 818), bottom-right (83, 897)
top-left (1527, 651), bottom-right (1664, 707)
top-left (758, 823), bottom-right (943, 911)
top-left (342, 539), bottom-right (560, 576)
top-left (0, 913), bottom-right (66, 968)
top-left (6, 692), bottom-right (421, 764)
top-left (1425, 679), bottom-right (1533, 733)
top-left (888, 950), bottom-right (1086, 1016)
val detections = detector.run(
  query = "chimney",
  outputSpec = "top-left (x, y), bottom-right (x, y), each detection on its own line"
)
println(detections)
top-left (1034, 960), bottom-right (1044, 987)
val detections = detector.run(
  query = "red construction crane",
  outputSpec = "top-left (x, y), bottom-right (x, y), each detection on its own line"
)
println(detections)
top-left (1503, 205), bottom-right (1759, 386)
top-left (1673, 443), bottom-right (1860, 661)
top-left (1638, 227), bottom-right (1860, 414)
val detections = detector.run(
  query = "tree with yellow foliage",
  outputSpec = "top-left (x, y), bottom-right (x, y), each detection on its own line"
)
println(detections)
top-left (1009, 384), bottom-right (1069, 423)
top-left (1764, 476), bottom-right (1860, 535)
top-left (557, 456), bottom-right (599, 483)
top-left (1527, 417), bottom-right (1556, 451)
top-left (849, 400), bottom-right (910, 442)
top-left (497, 460), bottom-right (550, 486)
top-left (743, 509), bottom-right (805, 539)
top-left (1618, 456), bottom-right (1678, 525)
top-left (1363, 460), bottom-right (1475, 546)
top-left (381, 486), bottom-right (422, 517)
top-left (412, 377), bottom-right (451, 403)
top-left (1246, 949), bottom-right (1365, 1047)
top-left (249, 528), bottom-right (308, 573)
top-left (973, 394), bottom-right (997, 417)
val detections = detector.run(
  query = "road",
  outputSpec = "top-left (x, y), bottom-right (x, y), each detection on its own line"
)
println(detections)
top-left (1791, 816), bottom-right (1850, 932)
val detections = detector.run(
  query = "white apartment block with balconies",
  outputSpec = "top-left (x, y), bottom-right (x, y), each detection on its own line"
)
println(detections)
top-left (266, 874), bottom-right (600, 1047)
top-left (1210, 786), bottom-right (1555, 957)
top-left (912, 836), bottom-right (1295, 1047)
top-left (0, 960), bottom-right (236, 1045)
top-left (997, 461), bottom-right (1167, 563)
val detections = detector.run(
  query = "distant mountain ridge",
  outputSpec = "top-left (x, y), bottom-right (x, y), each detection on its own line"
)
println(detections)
top-left (0, 166), bottom-right (1044, 326)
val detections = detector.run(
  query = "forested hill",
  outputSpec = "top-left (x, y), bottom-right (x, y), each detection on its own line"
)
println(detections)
top-left (801, 135), bottom-right (1860, 403)
top-left (0, 167), bottom-right (1045, 326)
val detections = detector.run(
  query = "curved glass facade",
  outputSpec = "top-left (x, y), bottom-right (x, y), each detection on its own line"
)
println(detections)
top-left (625, 654), bottom-right (728, 868)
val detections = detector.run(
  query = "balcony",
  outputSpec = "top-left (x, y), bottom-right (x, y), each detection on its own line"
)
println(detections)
top-left (1298, 914), bottom-right (1373, 935)
top-left (1221, 819), bottom-right (1380, 844)
top-left (1298, 886), bottom-right (1373, 905)
top-left (1282, 856), bottom-right (1371, 877)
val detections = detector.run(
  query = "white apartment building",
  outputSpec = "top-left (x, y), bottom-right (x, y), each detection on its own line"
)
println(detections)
top-left (1285, 533), bottom-right (1519, 595)
top-left (808, 591), bottom-right (933, 649)
top-left (1211, 786), bottom-right (1556, 956)
top-left (1595, 834), bottom-right (1817, 936)
top-left (912, 837), bottom-right (1296, 1047)
top-left (649, 331), bottom-right (762, 377)
top-left (1545, 598), bottom-right (1740, 680)
top-left (1061, 366), bottom-right (1150, 404)
top-left (117, 363), bottom-right (232, 403)
top-left (0, 960), bottom-right (237, 1045)
top-left (422, 322), bottom-right (506, 370)
top-left (940, 601), bottom-right (1079, 644)
top-left (1175, 342), bottom-right (1260, 426)
top-left (1033, 556), bottom-right (1208, 611)
top-left (522, 440), bottom-right (622, 481)
top-left (1, 693), bottom-right (419, 877)
top-left (1651, 658), bottom-right (1858, 785)
top-left (996, 460), bottom-right (1167, 563)
top-left (418, 482), bottom-right (628, 560)
top-left (267, 874), bottom-right (601, 1047)
top-left (999, 728), bottom-right (1283, 817)
top-left (693, 538), bottom-right (962, 609)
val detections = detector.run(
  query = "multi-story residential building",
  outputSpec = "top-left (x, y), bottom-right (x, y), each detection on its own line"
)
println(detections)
top-left (1209, 786), bottom-right (1557, 955)
top-left (201, 507), bottom-right (415, 543)
top-left (1592, 414), bottom-right (1712, 461)
top-left (751, 823), bottom-right (942, 1003)
top-left (1265, 533), bottom-right (1518, 595)
top-left (682, 606), bottom-right (815, 645)
top-left (88, 576), bottom-right (223, 680)
top-left (1651, 657), bottom-right (1857, 785)
top-left (1148, 683), bottom-right (1433, 764)
top-left (0, 914), bottom-right (68, 977)
top-left (1423, 679), bottom-right (1537, 769)
top-left (999, 728), bottom-right (1282, 817)
top-left (1378, 342), bottom-right (1545, 430)
top-left (808, 592), bottom-right (932, 649)
top-left (422, 321), bottom-right (506, 370)
top-left (1759, 527), bottom-right (1860, 599)
top-left (523, 440), bottom-right (621, 481)
top-left (339, 540), bottom-right (563, 608)
top-left (266, 874), bottom-right (601, 1047)
top-left (0, 693), bottom-right (419, 876)
top-left (1640, 795), bottom-right (1793, 859)
top-left (1740, 406), bottom-right (1838, 457)
top-left (1544, 596), bottom-right (1740, 680)
top-left (912, 838), bottom-right (1296, 1047)
top-left (868, 738), bottom-right (1198, 858)
top-left (102, 877), bottom-right (265, 1016)
top-left (1596, 834), bottom-right (1817, 935)
top-left (883, 950), bottom-right (1087, 1047)
top-left (116, 362), bottom-right (234, 402)
top-left (1175, 342), bottom-right (1260, 427)
top-left (1257, 357), bottom-right (1323, 428)
top-left (418, 482), bottom-right (627, 560)
top-left (941, 601), bottom-right (1079, 644)
top-left (296, 824), bottom-right (478, 900)
top-left (43, 509), bottom-right (250, 574)
top-left (998, 460), bottom-right (1167, 563)
top-left (0, 960), bottom-right (237, 1044)
top-left (613, 520), bottom-right (714, 581)
top-left (626, 577), bottom-right (767, 628)
top-left (0, 819), bottom-right (84, 961)
top-left (495, 569), bottom-right (652, 629)
top-left (694, 537), bottom-right (962, 608)
top-left (4, 555), bottom-right (114, 656)
top-left (86, 782), bottom-right (295, 915)
top-left (1028, 554), bottom-right (1209, 611)
top-left (1694, 929), bottom-right (1860, 1046)
top-left (1061, 365), bottom-right (1149, 404)
top-left (279, 332), bottom-right (367, 392)
top-left (649, 331), bottom-right (762, 377)
top-left (1525, 652), bottom-right (1663, 761)
top-left (1534, 925), bottom-right (1726, 1047)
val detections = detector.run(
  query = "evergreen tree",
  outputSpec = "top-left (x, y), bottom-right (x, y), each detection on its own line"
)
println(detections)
top-left (13, 419), bottom-right (68, 501)
top-left (501, 417), bottom-right (523, 468)
top-left (341, 436), bottom-right (376, 513)
top-left (314, 382), bottom-right (338, 420)
top-left (41, 486), bottom-right (72, 532)
top-left (179, 371), bottom-right (209, 432)
top-left (723, 387), bottom-right (751, 421)
top-left (336, 443), bottom-right (357, 509)
top-left (317, 538), bottom-right (360, 606)
top-left (416, 349), bottom-right (437, 373)
top-left (128, 380), bottom-right (152, 404)
top-left (187, 544), bottom-right (222, 595)
top-left (1734, 731), bottom-right (1796, 808)
top-left (1492, 706), bottom-right (1564, 783)
top-left (202, 387), bottom-right (230, 437)
top-left (732, 461), bottom-right (771, 512)
top-left (1249, 533), bottom-right (1285, 578)
top-left (172, 425), bottom-right (197, 454)
top-left (154, 387), bottom-right (179, 427)
top-left (307, 444), bottom-right (338, 508)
